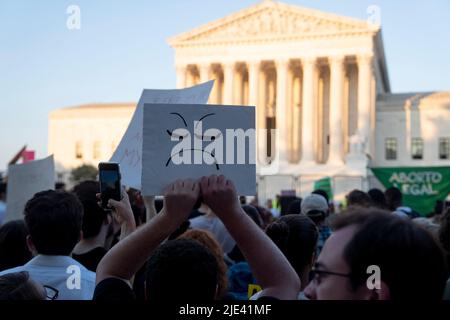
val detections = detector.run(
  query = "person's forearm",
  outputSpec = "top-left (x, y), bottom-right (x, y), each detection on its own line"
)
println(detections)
top-left (221, 209), bottom-right (300, 298)
top-left (96, 212), bottom-right (179, 283)
top-left (119, 219), bottom-right (136, 241)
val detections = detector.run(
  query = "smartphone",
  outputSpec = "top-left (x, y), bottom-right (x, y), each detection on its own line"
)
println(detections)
top-left (98, 162), bottom-right (122, 208)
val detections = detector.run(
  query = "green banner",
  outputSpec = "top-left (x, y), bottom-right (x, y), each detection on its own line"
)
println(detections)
top-left (314, 177), bottom-right (333, 201)
top-left (371, 166), bottom-right (450, 215)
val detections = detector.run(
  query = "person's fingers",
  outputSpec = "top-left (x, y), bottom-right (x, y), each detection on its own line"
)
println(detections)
top-left (163, 182), bottom-right (174, 195)
top-left (217, 175), bottom-right (226, 186)
top-left (108, 199), bottom-right (121, 208)
top-left (208, 175), bottom-right (217, 188)
top-left (184, 179), bottom-right (193, 191)
top-left (192, 182), bottom-right (200, 199)
top-left (175, 179), bottom-right (183, 190)
top-left (200, 176), bottom-right (208, 191)
top-left (226, 179), bottom-right (236, 191)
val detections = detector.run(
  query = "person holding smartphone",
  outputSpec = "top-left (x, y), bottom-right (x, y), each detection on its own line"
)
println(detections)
top-left (98, 163), bottom-right (136, 243)
top-left (71, 162), bottom-right (136, 273)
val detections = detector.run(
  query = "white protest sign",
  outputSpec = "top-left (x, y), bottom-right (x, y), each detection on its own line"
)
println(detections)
top-left (5, 155), bottom-right (55, 222)
top-left (110, 81), bottom-right (214, 190)
top-left (142, 104), bottom-right (256, 196)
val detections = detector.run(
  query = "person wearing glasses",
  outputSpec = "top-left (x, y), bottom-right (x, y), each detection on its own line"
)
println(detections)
top-left (304, 209), bottom-right (447, 300)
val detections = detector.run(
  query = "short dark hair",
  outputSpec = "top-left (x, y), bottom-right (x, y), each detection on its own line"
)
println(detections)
top-left (24, 190), bottom-right (83, 255)
top-left (332, 209), bottom-right (447, 300)
top-left (367, 188), bottom-right (387, 210)
top-left (346, 190), bottom-right (371, 208)
top-left (145, 239), bottom-right (218, 300)
top-left (72, 181), bottom-right (109, 239)
top-left (55, 182), bottom-right (66, 191)
top-left (266, 215), bottom-right (318, 278)
top-left (286, 198), bottom-right (302, 215)
top-left (385, 187), bottom-right (402, 210)
top-left (0, 220), bottom-right (31, 272)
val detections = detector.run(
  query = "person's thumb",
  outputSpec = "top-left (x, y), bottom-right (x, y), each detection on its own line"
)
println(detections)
top-left (108, 198), bottom-right (121, 208)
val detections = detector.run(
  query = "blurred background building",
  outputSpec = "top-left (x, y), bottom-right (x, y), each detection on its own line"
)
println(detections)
top-left (48, 0), bottom-right (450, 200)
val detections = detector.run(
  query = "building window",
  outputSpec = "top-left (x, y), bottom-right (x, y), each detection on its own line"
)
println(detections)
top-left (75, 142), bottom-right (83, 159)
top-left (411, 138), bottom-right (423, 160)
top-left (385, 138), bottom-right (397, 160)
top-left (439, 138), bottom-right (450, 159)
top-left (93, 141), bottom-right (101, 159)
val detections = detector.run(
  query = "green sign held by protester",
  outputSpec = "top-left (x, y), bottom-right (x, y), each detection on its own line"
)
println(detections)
top-left (371, 166), bottom-right (450, 216)
top-left (314, 177), bottom-right (333, 201)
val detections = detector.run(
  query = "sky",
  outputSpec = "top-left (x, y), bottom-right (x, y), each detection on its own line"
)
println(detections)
top-left (0, 0), bottom-right (449, 171)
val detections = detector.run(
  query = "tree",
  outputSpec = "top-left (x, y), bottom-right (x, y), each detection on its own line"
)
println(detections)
top-left (70, 164), bottom-right (98, 184)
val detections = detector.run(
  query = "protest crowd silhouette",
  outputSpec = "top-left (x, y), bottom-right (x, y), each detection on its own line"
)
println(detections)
top-left (0, 169), bottom-right (449, 301)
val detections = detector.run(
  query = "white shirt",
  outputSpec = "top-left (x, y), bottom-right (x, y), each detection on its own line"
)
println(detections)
top-left (0, 255), bottom-right (96, 300)
top-left (189, 215), bottom-right (236, 254)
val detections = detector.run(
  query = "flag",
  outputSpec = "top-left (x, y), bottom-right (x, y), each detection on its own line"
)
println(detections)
top-left (314, 177), bottom-right (333, 201)
top-left (371, 166), bottom-right (450, 216)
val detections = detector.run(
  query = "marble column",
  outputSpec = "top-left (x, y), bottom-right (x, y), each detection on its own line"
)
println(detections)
top-left (328, 55), bottom-right (345, 165)
top-left (357, 54), bottom-right (373, 154)
top-left (276, 59), bottom-right (290, 163)
top-left (301, 56), bottom-right (316, 163)
top-left (248, 61), bottom-right (266, 164)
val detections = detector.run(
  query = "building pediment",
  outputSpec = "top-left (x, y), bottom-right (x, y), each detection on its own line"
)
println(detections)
top-left (169, 0), bottom-right (376, 46)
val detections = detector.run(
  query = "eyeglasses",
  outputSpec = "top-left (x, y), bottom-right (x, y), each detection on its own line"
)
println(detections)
top-left (43, 285), bottom-right (59, 300)
top-left (310, 268), bottom-right (352, 285)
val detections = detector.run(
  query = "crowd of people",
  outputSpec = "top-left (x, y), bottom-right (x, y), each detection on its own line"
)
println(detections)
top-left (0, 176), bottom-right (449, 300)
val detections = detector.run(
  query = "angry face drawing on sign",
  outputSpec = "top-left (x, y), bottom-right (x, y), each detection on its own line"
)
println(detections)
top-left (166, 112), bottom-right (222, 170)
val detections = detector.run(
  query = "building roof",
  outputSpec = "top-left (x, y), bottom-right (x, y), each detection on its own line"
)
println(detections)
top-left (168, 0), bottom-right (390, 92)
top-left (377, 92), bottom-right (450, 110)
top-left (49, 103), bottom-right (136, 119)
top-left (169, 0), bottom-right (375, 46)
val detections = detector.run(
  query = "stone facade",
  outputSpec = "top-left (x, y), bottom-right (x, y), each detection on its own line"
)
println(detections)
top-left (48, 1), bottom-right (450, 201)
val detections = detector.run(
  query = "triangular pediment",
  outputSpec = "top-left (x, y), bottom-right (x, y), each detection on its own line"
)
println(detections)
top-left (169, 0), bottom-right (376, 46)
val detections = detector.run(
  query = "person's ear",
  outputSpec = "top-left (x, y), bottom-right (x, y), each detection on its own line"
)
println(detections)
top-left (26, 235), bottom-right (37, 256)
top-left (367, 281), bottom-right (390, 300)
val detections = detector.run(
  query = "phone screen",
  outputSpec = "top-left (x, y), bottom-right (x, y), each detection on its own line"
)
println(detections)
top-left (99, 164), bottom-right (121, 208)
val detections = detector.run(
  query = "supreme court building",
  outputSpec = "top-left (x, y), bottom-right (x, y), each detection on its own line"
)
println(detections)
top-left (49, 1), bottom-right (450, 201)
